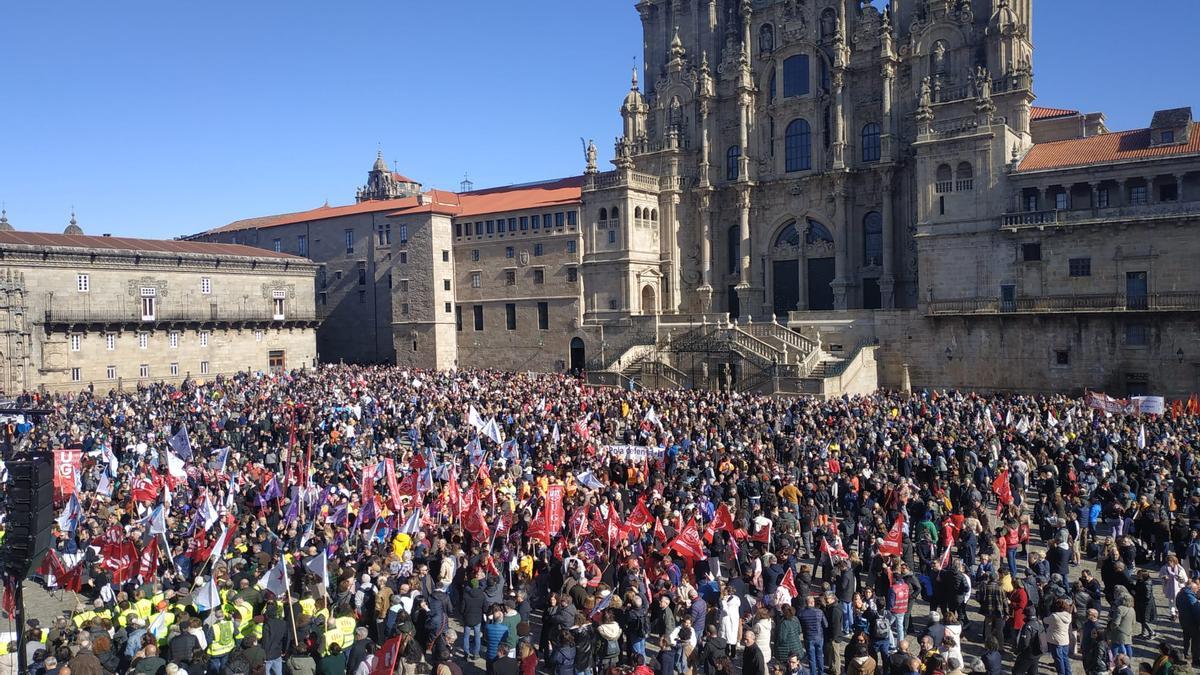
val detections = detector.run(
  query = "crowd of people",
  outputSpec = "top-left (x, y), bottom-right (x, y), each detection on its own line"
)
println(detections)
top-left (1, 364), bottom-right (1198, 675)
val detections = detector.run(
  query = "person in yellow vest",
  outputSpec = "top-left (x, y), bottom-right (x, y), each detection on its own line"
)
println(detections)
top-left (318, 616), bottom-right (343, 657)
top-left (231, 597), bottom-right (255, 639)
top-left (147, 600), bottom-right (175, 644)
top-left (206, 605), bottom-right (238, 671)
top-left (133, 589), bottom-right (154, 622)
top-left (334, 612), bottom-right (357, 654)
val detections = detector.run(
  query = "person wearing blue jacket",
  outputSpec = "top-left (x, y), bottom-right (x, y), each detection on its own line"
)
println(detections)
top-left (484, 606), bottom-right (511, 669)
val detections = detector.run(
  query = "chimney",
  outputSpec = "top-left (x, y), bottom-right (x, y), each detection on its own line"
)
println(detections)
top-left (417, 192), bottom-right (426, 206)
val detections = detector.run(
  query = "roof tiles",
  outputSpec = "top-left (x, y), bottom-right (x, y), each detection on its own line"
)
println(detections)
top-left (1030, 106), bottom-right (1080, 121)
top-left (0, 230), bottom-right (300, 259)
top-left (1017, 122), bottom-right (1200, 172)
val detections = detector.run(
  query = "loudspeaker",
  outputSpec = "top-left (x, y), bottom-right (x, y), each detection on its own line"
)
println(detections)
top-left (2, 454), bottom-right (55, 577)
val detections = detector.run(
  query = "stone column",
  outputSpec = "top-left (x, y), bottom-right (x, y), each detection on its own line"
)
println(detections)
top-left (798, 248), bottom-right (808, 311)
top-left (880, 62), bottom-right (895, 161)
top-left (832, 69), bottom-right (846, 169)
top-left (1177, 174), bottom-right (1186, 202)
top-left (1147, 176), bottom-right (1158, 203)
top-left (1037, 187), bottom-right (1047, 211)
top-left (736, 186), bottom-right (752, 294)
top-left (880, 169), bottom-right (896, 308)
top-left (832, 181), bottom-right (851, 309)
top-left (1118, 178), bottom-right (1128, 205)
top-left (1089, 182), bottom-right (1101, 210)
top-left (698, 191), bottom-right (714, 311)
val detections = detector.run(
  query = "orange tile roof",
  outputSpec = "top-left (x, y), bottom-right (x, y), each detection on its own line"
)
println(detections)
top-left (1017, 122), bottom-right (1200, 172)
top-left (391, 171), bottom-right (417, 184)
top-left (0, 230), bottom-right (300, 259)
top-left (1031, 106), bottom-right (1080, 121)
top-left (203, 177), bottom-right (584, 235)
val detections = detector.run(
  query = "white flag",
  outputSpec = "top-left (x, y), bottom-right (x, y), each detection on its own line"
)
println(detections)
top-left (468, 405), bottom-right (486, 433)
top-left (1137, 424), bottom-right (1146, 449)
top-left (644, 407), bottom-right (662, 429)
top-left (576, 471), bottom-right (604, 490)
top-left (304, 551), bottom-right (330, 589)
top-left (207, 525), bottom-right (229, 567)
top-left (56, 494), bottom-right (81, 532)
top-left (400, 509), bottom-right (421, 535)
top-left (192, 577), bottom-right (220, 612)
top-left (166, 451), bottom-right (188, 478)
top-left (199, 495), bottom-right (220, 531)
top-left (482, 418), bottom-right (503, 445)
top-left (1046, 411), bottom-right (1058, 428)
top-left (552, 423), bottom-right (560, 444)
top-left (257, 557), bottom-right (290, 597)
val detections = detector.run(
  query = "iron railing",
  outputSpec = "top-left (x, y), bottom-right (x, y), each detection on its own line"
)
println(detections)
top-left (926, 292), bottom-right (1200, 316)
top-left (43, 305), bottom-right (318, 326)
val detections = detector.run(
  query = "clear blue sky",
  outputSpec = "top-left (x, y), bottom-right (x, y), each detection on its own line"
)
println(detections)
top-left (0, 0), bottom-right (1196, 239)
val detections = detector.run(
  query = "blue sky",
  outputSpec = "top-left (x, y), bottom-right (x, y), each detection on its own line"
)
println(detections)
top-left (0, 0), bottom-right (1196, 239)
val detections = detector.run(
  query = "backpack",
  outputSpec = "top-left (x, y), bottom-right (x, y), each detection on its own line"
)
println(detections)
top-left (1029, 626), bottom-right (1047, 655)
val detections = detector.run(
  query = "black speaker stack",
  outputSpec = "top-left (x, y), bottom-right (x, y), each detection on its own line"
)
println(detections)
top-left (0, 452), bottom-right (55, 578)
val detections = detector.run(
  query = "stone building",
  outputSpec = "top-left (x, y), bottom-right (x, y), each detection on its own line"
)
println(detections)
top-left (190, 1), bottom-right (1200, 397)
top-left (0, 213), bottom-right (318, 393)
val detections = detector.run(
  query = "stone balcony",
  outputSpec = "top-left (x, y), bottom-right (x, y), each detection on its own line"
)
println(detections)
top-left (41, 304), bottom-right (320, 331)
top-left (925, 291), bottom-right (1200, 316)
top-left (1001, 200), bottom-right (1200, 230)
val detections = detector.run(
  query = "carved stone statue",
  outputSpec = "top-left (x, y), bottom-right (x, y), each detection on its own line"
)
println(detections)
top-left (919, 76), bottom-right (932, 108)
top-left (932, 40), bottom-right (947, 74)
top-left (974, 66), bottom-right (991, 100)
top-left (585, 139), bottom-right (597, 173)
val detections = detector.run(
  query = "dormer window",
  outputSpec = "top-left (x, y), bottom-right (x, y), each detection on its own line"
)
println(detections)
top-left (1161, 130), bottom-right (1175, 144)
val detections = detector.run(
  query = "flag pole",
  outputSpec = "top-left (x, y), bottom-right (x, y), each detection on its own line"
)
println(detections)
top-left (282, 563), bottom-right (299, 646)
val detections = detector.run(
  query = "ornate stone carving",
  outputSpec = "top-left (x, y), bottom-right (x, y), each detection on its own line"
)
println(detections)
top-left (126, 276), bottom-right (167, 298)
top-left (260, 281), bottom-right (296, 299)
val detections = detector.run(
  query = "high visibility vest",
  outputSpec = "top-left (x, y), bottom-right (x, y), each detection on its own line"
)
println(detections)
top-left (208, 620), bottom-right (237, 656)
top-left (335, 615), bottom-right (357, 651)
top-left (73, 610), bottom-right (95, 628)
top-left (322, 627), bottom-right (344, 655)
top-left (235, 605), bottom-right (255, 638)
top-left (298, 598), bottom-right (317, 620)
top-left (135, 598), bottom-right (153, 620)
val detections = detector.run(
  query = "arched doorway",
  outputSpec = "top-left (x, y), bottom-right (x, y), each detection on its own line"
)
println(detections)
top-left (569, 337), bottom-right (585, 372)
top-left (770, 218), bottom-right (837, 315)
top-left (640, 285), bottom-right (657, 315)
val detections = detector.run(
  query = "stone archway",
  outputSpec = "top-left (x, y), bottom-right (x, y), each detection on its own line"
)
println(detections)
top-left (640, 285), bottom-right (657, 315)
top-left (768, 218), bottom-right (837, 315)
top-left (569, 337), bottom-right (585, 372)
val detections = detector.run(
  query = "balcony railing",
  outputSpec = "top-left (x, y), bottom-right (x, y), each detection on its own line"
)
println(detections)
top-left (926, 292), bottom-right (1200, 316)
top-left (1003, 201), bottom-right (1200, 229)
top-left (42, 305), bottom-right (319, 327)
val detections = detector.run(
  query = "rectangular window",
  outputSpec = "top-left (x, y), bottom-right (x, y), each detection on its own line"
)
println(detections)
top-left (520, 216), bottom-right (528, 230)
top-left (1126, 323), bottom-right (1149, 346)
top-left (783, 54), bottom-right (810, 98)
top-left (1162, 130), bottom-right (1175, 143)
top-left (567, 268), bottom-right (578, 283)
top-left (531, 215), bottom-right (540, 230)
top-left (534, 243), bottom-right (544, 256)
top-left (106, 365), bottom-right (116, 379)
top-left (471, 272), bottom-right (482, 288)
top-left (200, 277), bottom-right (212, 295)
top-left (1054, 192), bottom-right (1068, 210)
top-left (486, 220), bottom-right (495, 234)
top-left (1131, 185), bottom-right (1148, 205)
top-left (255, 330), bottom-right (263, 342)
top-left (443, 279), bottom-right (451, 291)
top-left (455, 222), bottom-right (463, 237)
top-left (555, 212), bottom-right (565, 228)
top-left (140, 287), bottom-right (156, 321)
top-left (1068, 257), bottom-right (1091, 277)
top-left (401, 303), bottom-right (410, 316)
top-left (168, 331), bottom-right (179, 348)
top-left (345, 229), bottom-right (354, 253)
top-left (272, 296), bottom-right (285, 319)
top-left (534, 269), bottom-right (545, 284)
top-left (298, 234), bottom-right (308, 256)
top-left (567, 240), bottom-right (577, 254)
top-left (400, 279), bottom-right (409, 292)
top-left (358, 268), bottom-right (367, 285)
top-left (138, 332), bottom-right (149, 349)
top-left (398, 224), bottom-right (407, 244)
top-left (1021, 243), bottom-right (1042, 261)
top-left (399, 252), bottom-right (408, 264)
top-left (444, 301), bottom-right (452, 314)
top-left (471, 249), bottom-right (480, 262)
top-left (70, 334), bottom-right (81, 352)
top-left (139, 364), bottom-right (149, 378)
top-left (1161, 183), bottom-right (1179, 202)
top-left (537, 302), bottom-right (549, 330)
top-left (475, 222), bottom-right (483, 236)
top-left (508, 218), bottom-right (517, 232)
top-left (319, 292), bottom-right (327, 305)
top-left (169, 362), bottom-right (178, 376)
top-left (567, 211), bottom-right (578, 227)
top-left (200, 360), bottom-right (210, 375)
top-left (505, 303), bottom-right (517, 330)
top-left (1054, 349), bottom-right (1070, 366)
top-left (506, 246), bottom-right (514, 259)
top-left (272, 238), bottom-right (282, 253)
top-left (544, 214), bottom-right (553, 229)
top-left (106, 334), bottom-right (115, 351)
top-left (442, 250), bottom-right (449, 262)
top-left (473, 304), bottom-right (484, 331)
top-left (71, 367), bottom-right (81, 382)
top-left (608, 230), bottom-right (617, 244)
top-left (199, 330), bottom-right (210, 348)
top-left (1097, 188), bottom-right (1110, 208)
top-left (456, 305), bottom-right (463, 331)
top-left (1024, 193), bottom-right (1038, 212)
top-left (76, 273), bottom-right (89, 293)
top-left (505, 269), bottom-right (516, 286)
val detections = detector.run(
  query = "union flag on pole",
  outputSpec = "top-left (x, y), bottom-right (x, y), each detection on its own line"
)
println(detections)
top-left (664, 517), bottom-right (707, 561)
top-left (780, 567), bottom-right (798, 598)
top-left (627, 497), bottom-right (654, 529)
top-left (750, 522), bottom-right (772, 545)
top-left (704, 503), bottom-right (736, 544)
top-left (992, 470), bottom-right (1012, 505)
top-left (878, 516), bottom-right (904, 557)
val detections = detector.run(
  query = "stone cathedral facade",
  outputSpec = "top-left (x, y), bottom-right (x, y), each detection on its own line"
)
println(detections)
top-left (584, 0), bottom-right (1033, 321)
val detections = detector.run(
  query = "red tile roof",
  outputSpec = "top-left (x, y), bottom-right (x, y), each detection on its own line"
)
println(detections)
top-left (1030, 106), bottom-right (1080, 121)
top-left (391, 171), bottom-right (417, 184)
top-left (204, 177), bottom-right (583, 234)
top-left (0, 230), bottom-right (301, 259)
top-left (1017, 122), bottom-right (1200, 172)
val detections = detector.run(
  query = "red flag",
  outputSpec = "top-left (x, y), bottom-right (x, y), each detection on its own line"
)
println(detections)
top-left (569, 505), bottom-right (591, 539)
top-left (653, 517), bottom-right (667, 542)
top-left (1, 577), bottom-right (14, 619)
top-left (605, 508), bottom-right (628, 548)
top-left (750, 523), bottom-right (772, 544)
top-left (53, 448), bottom-right (82, 498)
top-left (103, 539), bottom-right (139, 585)
top-left (820, 537), bottom-right (849, 561)
top-left (384, 459), bottom-right (403, 511)
top-left (137, 536), bottom-right (160, 581)
top-left (130, 473), bottom-right (160, 503)
top-left (780, 568), bottom-right (798, 597)
top-left (370, 635), bottom-right (403, 675)
top-left (878, 516), bottom-right (904, 557)
top-left (463, 499), bottom-right (491, 541)
top-left (442, 468), bottom-right (461, 516)
top-left (360, 462), bottom-right (378, 504)
top-left (938, 532), bottom-right (957, 569)
top-left (396, 472), bottom-right (418, 501)
top-left (409, 451), bottom-right (427, 471)
top-left (627, 497), bottom-right (653, 529)
top-left (526, 514), bottom-right (551, 546)
top-left (545, 485), bottom-right (566, 533)
top-left (992, 471), bottom-right (1012, 505)
top-left (704, 503), bottom-right (735, 543)
top-left (664, 517), bottom-right (707, 561)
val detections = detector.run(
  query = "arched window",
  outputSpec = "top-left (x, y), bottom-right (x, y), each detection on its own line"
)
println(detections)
top-left (861, 123), bottom-right (881, 163)
top-left (785, 119), bottom-right (812, 173)
top-left (598, 207), bottom-right (608, 223)
top-left (935, 164), bottom-right (953, 193)
top-left (759, 24), bottom-right (774, 54)
top-left (783, 55), bottom-right (810, 98)
top-left (931, 40), bottom-right (949, 76)
top-left (863, 212), bottom-right (883, 266)
top-left (728, 225), bottom-right (741, 274)
top-left (635, 206), bottom-right (642, 222)
top-left (956, 162), bottom-right (974, 191)
top-left (650, 209), bottom-right (658, 222)
top-left (805, 219), bottom-right (833, 245)
top-left (774, 220), bottom-right (801, 248)
top-left (611, 206), bottom-right (620, 224)
top-left (727, 146), bottom-right (741, 181)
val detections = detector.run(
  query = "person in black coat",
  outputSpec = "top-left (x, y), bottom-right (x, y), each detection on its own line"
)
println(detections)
top-left (741, 630), bottom-right (766, 675)
top-left (260, 605), bottom-right (292, 669)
